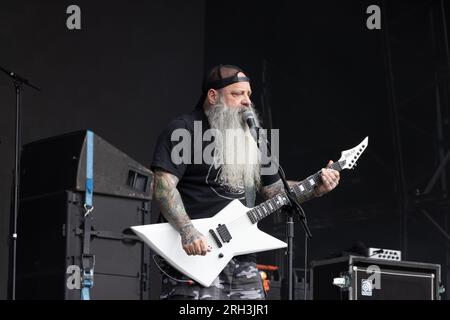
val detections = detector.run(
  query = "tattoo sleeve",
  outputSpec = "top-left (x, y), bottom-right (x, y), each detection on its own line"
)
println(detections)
top-left (260, 179), bottom-right (317, 204)
top-left (153, 169), bottom-right (202, 245)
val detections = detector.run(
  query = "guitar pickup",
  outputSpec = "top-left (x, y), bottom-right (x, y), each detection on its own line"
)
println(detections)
top-left (209, 229), bottom-right (222, 248)
top-left (216, 224), bottom-right (232, 243)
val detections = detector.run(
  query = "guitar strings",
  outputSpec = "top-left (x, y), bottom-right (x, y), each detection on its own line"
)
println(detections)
top-left (202, 161), bottom-right (343, 249)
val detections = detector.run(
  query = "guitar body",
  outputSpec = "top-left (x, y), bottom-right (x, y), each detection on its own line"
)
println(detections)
top-left (131, 199), bottom-right (287, 287)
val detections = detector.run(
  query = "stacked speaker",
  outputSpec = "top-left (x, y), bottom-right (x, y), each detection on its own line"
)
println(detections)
top-left (16, 131), bottom-right (153, 300)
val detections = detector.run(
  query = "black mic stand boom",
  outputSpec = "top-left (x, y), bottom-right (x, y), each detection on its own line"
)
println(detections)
top-left (0, 65), bottom-right (41, 300)
top-left (255, 127), bottom-right (312, 300)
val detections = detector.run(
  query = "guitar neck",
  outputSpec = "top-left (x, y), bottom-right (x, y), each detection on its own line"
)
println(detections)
top-left (247, 160), bottom-right (345, 224)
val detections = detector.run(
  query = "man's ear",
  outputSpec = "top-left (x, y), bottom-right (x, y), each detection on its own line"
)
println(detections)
top-left (207, 89), bottom-right (219, 105)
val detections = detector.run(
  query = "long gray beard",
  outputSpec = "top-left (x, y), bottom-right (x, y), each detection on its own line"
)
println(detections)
top-left (205, 102), bottom-right (261, 191)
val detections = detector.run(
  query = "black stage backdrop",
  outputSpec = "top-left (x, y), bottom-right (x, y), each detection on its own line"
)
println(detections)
top-left (0, 0), bottom-right (205, 299)
top-left (206, 0), bottom-right (449, 299)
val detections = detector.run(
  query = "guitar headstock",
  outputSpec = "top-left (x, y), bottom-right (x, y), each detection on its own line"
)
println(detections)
top-left (337, 137), bottom-right (368, 170)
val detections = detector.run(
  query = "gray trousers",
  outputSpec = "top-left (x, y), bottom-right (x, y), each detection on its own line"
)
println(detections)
top-left (160, 257), bottom-right (265, 300)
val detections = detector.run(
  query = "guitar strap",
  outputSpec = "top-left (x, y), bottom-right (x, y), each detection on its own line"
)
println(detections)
top-left (81, 130), bottom-right (95, 300)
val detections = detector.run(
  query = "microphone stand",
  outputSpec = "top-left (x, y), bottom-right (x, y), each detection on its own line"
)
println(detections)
top-left (0, 65), bottom-right (41, 300)
top-left (255, 127), bottom-right (312, 300)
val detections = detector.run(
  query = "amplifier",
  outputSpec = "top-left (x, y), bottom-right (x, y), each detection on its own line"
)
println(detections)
top-left (311, 255), bottom-right (442, 300)
top-left (16, 191), bottom-right (151, 299)
top-left (16, 131), bottom-right (154, 299)
top-left (20, 131), bottom-right (153, 200)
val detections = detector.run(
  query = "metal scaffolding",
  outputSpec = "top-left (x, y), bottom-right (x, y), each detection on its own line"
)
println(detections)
top-left (382, 0), bottom-right (450, 297)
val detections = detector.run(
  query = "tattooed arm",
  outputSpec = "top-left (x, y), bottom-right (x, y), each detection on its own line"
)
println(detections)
top-left (153, 169), bottom-right (209, 256)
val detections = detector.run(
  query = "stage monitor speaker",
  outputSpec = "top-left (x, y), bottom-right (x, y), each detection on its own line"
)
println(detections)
top-left (16, 191), bottom-right (151, 300)
top-left (20, 130), bottom-right (152, 200)
top-left (16, 131), bottom-right (153, 299)
top-left (310, 255), bottom-right (442, 300)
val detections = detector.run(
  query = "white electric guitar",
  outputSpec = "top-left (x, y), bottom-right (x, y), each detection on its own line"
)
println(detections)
top-left (132, 137), bottom-right (369, 287)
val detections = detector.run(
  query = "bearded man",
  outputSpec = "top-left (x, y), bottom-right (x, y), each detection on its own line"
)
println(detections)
top-left (151, 64), bottom-right (340, 300)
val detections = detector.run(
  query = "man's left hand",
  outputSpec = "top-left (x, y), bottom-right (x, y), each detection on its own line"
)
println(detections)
top-left (315, 160), bottom-right (340, 197)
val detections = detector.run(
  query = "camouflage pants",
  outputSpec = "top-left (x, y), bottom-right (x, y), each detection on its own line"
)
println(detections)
top-left (160, 257), bottom-right (265, 300)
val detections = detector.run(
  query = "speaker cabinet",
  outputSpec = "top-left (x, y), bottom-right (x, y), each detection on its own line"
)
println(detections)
top-left (16, 191), bottom-right (151, 300)
top-left (20, 131), bottom-right (153, 200)
top-left (310, 255), bottom-right (441, 300)
top-left (16, 131), bottom-right (153, 299)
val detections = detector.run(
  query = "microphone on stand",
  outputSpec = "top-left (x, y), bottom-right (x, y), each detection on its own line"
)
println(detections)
top-left (242, 108), bottom-right (312, 302)
top-left (242, 110), bottom-right (259, 143)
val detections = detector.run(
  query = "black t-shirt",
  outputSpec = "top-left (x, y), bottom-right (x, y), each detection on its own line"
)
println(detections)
top-left (151, 107), bottom-right (280, 220)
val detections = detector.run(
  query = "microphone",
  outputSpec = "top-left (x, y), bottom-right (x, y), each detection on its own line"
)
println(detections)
top-left (242, 110), bottom-right (258, 142)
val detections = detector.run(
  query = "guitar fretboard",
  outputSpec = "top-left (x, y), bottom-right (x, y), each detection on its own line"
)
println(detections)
top-left (247, 160), bottom-right (345, 224)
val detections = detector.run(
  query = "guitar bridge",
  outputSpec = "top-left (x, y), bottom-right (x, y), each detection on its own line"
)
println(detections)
top-left (217, 224), bottom-right (232, 243)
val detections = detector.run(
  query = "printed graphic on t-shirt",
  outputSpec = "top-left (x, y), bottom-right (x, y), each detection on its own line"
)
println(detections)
top-left (205, 161), bottom-right (245, 200)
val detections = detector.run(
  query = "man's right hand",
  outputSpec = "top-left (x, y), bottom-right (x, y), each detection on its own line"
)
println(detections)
top-left (180, 224), bottom-right (209, 256)
top-left (153, 169), bottom-right (210, 256)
